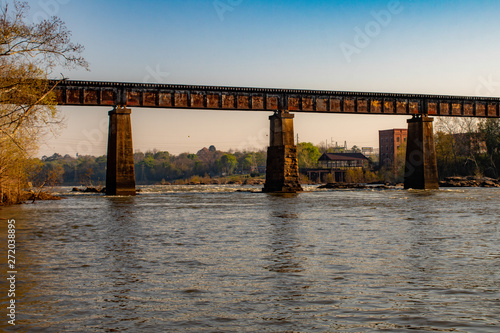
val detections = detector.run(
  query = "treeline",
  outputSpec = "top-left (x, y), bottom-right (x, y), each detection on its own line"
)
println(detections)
top-left (19, 118), bottom-right (500, 194)
top-left (37, 142), bottom-right (370, 186)
top-left (435, 118), bottom-right (500, 179)
top-left (38, 146), bottom-right (267, 186)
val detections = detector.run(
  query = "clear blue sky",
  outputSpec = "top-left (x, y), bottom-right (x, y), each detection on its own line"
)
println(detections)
top-left (24, 0), bottom-right (500, 156)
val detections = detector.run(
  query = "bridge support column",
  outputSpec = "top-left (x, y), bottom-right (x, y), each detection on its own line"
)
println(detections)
top-left (404, 115), bottom-right (439, 190)
top-left (263, 111), bottom-right (303, 193)
top-left (106, 107), bottom-right (136, 196)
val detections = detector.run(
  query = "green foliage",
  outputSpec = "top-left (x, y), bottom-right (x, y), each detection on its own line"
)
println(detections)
top-left (216, 154), bottom-right (238, 175)
top-left (37, 147), bottom-right (268, 185)
top-left (345, 168), bottom-right (379, 184)
top-left (36, 125), bottom-right (500, 188)
top-left (351, 145), bottom-right (361, 153)
top-left (239, 154), bottom-right (254, 171)
top-left (297, 142), bottom-right (321, 168)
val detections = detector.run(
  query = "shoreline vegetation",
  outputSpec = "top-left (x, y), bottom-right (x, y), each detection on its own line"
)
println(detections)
top-left (26, 115), bottom-right (500, 204)
top-left (6, 145), bottom-right (500, 204)
top-left (1, 1), bottom-right (88, 206)
top-left (13, 135), bottom-right (500, 204)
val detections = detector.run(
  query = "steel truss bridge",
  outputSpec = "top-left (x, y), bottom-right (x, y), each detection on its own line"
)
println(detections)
top-left (46, 79), bottom-right (500, 194)
top-left (52, 80), bottom-right (500, 117)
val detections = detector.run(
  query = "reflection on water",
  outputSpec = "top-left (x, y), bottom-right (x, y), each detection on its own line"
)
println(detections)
top-left (0, 186), bottom-right (499, 332)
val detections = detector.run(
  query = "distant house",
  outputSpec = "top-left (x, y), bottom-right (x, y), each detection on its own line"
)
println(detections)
top-left (305, 153), bottom-right (370, 183)
top-left (318, 153), bottom-right (369, 168)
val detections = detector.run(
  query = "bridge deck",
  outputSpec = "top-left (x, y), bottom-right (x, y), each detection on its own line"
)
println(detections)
top-left (52, 80), bottom-right (500, 117)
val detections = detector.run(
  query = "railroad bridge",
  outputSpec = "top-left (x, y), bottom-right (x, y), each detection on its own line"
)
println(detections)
top-left (51, 80), bottom-right (500, 195)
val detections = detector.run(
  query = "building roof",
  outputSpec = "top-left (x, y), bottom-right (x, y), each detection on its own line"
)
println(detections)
top-left (318, 153), bottom-right (369, 162)
top-left (379, 128), bottom-right (408, 134)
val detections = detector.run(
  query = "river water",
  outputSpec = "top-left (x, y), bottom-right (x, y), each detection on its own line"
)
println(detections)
top-left (0, 185), bottom-right (499, 332)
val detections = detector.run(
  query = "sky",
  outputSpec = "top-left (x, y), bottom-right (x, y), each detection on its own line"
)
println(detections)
top-left (17, 0), bottom-right (500, 156)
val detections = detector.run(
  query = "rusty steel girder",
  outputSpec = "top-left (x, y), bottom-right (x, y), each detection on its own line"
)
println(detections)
top-left (50, 80), bottom-right (500, 118)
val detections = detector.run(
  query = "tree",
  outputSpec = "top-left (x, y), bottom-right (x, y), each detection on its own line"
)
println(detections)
top-left (297, 142), bottom-right (321, 168)
top-left (350, 145), bottom-right (361, 153)
top-left (217, 154), bottom-right (237, 175)
top-left (238, 153), bottom-right (255, 172)
top-left (27, 158), bottom-right (63, 201)
top-left (478, 118), bottom-right (500, 178)
top-left (0, 1), bottom-right (87, 203)
top-left (435, 117), bottom-right (487, 177)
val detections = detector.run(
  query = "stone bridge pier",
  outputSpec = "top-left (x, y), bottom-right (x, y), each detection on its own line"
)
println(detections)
top-left (263, 111), bottom-right (303, 193)
top-left (102, 107), bottom-right (438, 195)
top-left (106, 106), bottom-right (136, 196)
top-left (404, 115), bottom-right (439, 190)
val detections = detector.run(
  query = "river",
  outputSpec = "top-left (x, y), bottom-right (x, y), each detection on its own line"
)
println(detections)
top-left (0, 185), bottom-right (498, 332)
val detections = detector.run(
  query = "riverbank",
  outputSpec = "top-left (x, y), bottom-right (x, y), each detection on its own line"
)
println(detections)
top-left (0, 191), bottom-right (62, 205)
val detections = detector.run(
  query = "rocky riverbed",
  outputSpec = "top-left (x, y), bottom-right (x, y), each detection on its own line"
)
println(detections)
top-left (439, 176), bottom-right (500, 188)
top-left (318, 176), bottom-right (500, 190)
top-left (318, 183), bottom-right (398, 190)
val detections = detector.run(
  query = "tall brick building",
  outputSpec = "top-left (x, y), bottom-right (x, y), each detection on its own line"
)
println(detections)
top-left (379, 129), bottom-right (407, 168)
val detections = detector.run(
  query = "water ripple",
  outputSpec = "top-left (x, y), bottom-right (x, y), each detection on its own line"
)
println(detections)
top-left (0, 187), bottom-right (498, 332)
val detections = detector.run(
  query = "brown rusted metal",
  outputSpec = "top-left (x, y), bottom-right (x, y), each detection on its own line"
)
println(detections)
top-left (50, 80), bottom-right (500, 118)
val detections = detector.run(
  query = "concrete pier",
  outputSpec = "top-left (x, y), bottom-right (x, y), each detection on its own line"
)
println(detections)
top-left (404, 115), bottom-right (439, 190)
top-left (263, 111), bottom-right (303, 193)
top-left (106, 107), bottom-right (136, 196)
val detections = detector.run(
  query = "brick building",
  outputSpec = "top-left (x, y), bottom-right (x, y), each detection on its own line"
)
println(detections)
top-left (379, 129), bottom-right (407, 168)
